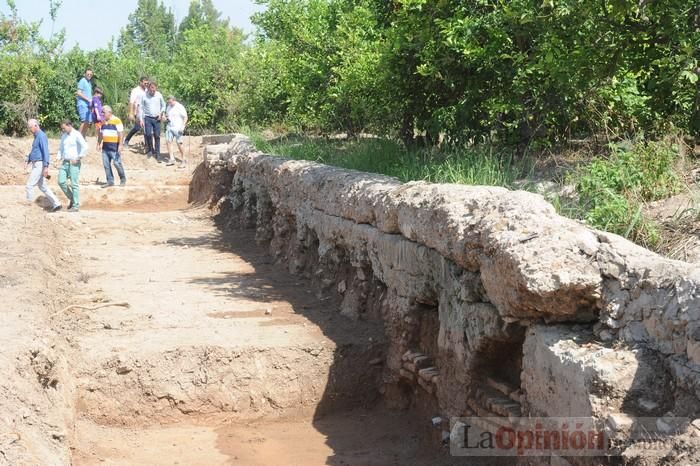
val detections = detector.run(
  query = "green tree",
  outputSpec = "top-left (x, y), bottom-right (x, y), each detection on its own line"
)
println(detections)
top-left (118, 0), bottom-right (176, 60)
top-left (178, 0), bottom-right (228, 38)
top-left (247, 0), bottom-right (388, 135)
top-left (0, 2), bottom-right (69, 133)
top-left (164, 23), bottom-right (246, 131)
top-left (246, 0), bottom-right (699, 145)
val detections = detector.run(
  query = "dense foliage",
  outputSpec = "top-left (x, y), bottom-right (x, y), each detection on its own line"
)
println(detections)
top-left (0, 0), bottom-right (245, 134)
top-left (243, 0), bottom-right (699, 146)
top-left (1, 0), bottom-right (697, 142)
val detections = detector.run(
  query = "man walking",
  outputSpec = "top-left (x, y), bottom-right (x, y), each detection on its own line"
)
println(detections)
top-left (75, 68), bottom-right (93, 137)
top-left (25, 119), bottom-right (61, 212)
top-left (97, 106), bottom-right (127, 188)
top-left (124, 76), bottom-right (148, 151)
top-left (165, 95), bottom-right (188, 167)
top-left (139, 81), bottom-right (166, 160)
top-left (57, 120), bottom-right (88, 212)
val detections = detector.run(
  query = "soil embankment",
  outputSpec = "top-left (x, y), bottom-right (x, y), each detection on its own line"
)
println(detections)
top-left (0, 134), bottom-right (452, 465)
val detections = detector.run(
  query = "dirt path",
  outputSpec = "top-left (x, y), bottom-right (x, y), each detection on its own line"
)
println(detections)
top-left (0, 135), bottom-right (452, 465)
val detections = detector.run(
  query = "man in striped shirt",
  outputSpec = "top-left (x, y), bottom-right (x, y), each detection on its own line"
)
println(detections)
top-left (97, 106), bottom-right (127, 187)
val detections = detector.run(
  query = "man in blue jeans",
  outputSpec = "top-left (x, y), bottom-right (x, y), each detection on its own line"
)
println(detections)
top-left (139, 80), bottom-right (166, 160)
top-left (97, 106), bottom-right (127, 187)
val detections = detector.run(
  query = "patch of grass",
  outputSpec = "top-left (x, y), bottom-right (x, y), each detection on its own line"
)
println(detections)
top-left (253, 135), bottom-right (530, 188)
top-left (571, 140), bottom-right (682, 248)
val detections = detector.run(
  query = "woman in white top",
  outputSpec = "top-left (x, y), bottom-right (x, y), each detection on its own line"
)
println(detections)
top-left (57, 119), bottom-right (88, 212)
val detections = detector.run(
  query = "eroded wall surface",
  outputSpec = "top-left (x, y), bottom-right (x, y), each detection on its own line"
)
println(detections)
top-left (202, 134), bottom-right (700, 444)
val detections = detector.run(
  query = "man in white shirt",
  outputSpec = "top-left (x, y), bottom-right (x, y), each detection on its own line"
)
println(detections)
top-left (56, 119), bottom-right (88, 212)
top-left (124, 76), bottom-right (148, 151)
top-left (165, 96), bottom-right (188, 167)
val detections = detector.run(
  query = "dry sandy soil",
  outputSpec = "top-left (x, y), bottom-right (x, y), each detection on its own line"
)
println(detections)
top-left (0, 134), bottom-right (457, 465)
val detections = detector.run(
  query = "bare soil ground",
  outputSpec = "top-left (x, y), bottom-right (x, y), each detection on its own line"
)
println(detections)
top-left (0, 134), bottom-right (455, 465)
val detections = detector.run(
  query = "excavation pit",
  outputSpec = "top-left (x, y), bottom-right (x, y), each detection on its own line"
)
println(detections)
top-left (3, 134), bottom-right (700, 465)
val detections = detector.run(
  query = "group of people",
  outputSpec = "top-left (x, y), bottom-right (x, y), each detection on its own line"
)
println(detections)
top-left (25, 68), bottom-right (189, 213)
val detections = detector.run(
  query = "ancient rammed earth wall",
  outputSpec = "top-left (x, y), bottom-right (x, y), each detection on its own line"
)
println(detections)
top-left (202, 134), bottom-right (700, 432)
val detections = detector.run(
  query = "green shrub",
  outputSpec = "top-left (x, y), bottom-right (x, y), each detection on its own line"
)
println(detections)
top-left (575, 140), bottom-right (681, 247)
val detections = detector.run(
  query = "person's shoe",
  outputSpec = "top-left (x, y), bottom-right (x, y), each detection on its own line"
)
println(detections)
top-left (120, 180), bottom-right (126, 187)
top-left (101, 183), bottom-right (115, 189)
top-left (50, 204), bottom-right (62, 213)
top-left (68, 206), bottom-right (80, 212)
top-left (146, 152), bottom-right (153, 159)
top-left (68, 200), bottom-right (73, 210)
top-left (166, 160), bottom-right (175, 166)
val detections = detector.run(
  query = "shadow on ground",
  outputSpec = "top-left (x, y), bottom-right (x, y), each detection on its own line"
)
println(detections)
top-left (167, 217), bottom-right (464, 464)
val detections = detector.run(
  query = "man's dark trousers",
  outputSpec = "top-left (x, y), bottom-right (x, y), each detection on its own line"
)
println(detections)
top-left (124, 120), bottom-right (142, 146)
top-left (143, 116), bottom-right (161, 157)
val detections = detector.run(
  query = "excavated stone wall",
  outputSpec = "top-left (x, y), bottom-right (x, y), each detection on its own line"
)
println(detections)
top-left (202, 135), bottom-right (700, 451)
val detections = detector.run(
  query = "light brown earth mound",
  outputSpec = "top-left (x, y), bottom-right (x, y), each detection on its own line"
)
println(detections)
top-left (0, 134), bottom-right (459, 465)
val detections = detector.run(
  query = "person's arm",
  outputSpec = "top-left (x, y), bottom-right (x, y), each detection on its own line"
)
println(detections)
top-left (139, 95), bottom-right (146, 126)
top-left (39, 134), bottom-right (50, 177)
top-left (129, 89), bottom-right (139, 121)
top-left (128, 90), bottom-right (135, 119)
top-left (94, 100), bottom-right (103, 122)
top-left (57, 134), bottom-right (65, 161)
top-left (76, 89), bottom-right (90, 102)
top-left (117, 120), bottom-right (125, 151)
top-left (75, 131), bottom-right (88, 161)
top-left (96, 127), bottom-right (103, 150)
top-left (159, 94), bottom-right (166, 119)
top-left (39, 134), bottom-right (50, 167)
top-left (130, 102), bottom-right (140, 122)
top-left (76, 79), bottom-right (90, 103)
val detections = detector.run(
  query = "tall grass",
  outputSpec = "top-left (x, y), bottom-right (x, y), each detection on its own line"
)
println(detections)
top-left (571, 140), bottom-right (682, 248)
top-left (250, 133), bottom-right (688, 253)
top-left (252, 135), bottom-right (529, 188)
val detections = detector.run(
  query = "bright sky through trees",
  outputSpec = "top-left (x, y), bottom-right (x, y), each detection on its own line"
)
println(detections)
top-left (0, 0), bottom-right (265, 50)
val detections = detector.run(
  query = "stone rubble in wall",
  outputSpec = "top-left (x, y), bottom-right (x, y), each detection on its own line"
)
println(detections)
top-left (215, 139), bottom-right (694, 341)
top-left (202, 135), bottom-right (700, 447)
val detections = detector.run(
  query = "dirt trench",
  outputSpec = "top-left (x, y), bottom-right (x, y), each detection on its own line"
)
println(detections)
top-left (0, 136), bottom-right (456, 465)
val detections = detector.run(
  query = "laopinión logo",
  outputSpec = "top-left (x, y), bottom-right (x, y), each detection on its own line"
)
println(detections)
top-left (450, 416), bottom-right (697, 457)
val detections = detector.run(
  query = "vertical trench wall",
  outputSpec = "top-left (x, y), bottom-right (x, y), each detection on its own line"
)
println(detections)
top-left (202, 134), bottom-right (700, 431)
